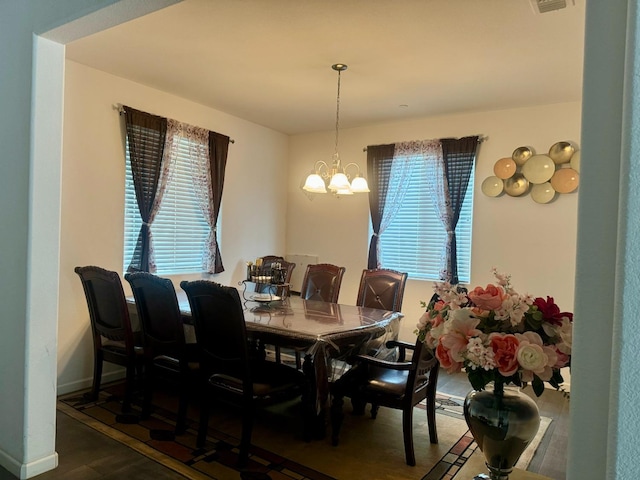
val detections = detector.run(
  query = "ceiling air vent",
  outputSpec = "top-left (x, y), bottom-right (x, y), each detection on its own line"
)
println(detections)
top-left (529, 0), bottom-right (572, 14)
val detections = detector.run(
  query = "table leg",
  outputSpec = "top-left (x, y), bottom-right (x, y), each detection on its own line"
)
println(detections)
top-left (301, 353), bottom-right (326, 441)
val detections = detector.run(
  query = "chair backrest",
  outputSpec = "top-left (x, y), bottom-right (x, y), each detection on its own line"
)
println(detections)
top-left (74, 265), bottom-right (135, 351)
top-left (255, 255), bottom-right (296, 292)
top-left (180, 280), bottom-right (251, 382)
top-left (356, 268), bottom-right (408, 312)
top-left (300, 263), bottom-right (346, 303)
top-left (125, 272), bottom-right (186, 358)
top-left (406, 339), bottom-right (439, 406)
top-left (259, 255), bottom-right (295, 281)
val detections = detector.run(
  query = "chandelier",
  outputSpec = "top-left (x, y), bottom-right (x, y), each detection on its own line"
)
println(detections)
top-left (302, 64), bottom-right (369, 196)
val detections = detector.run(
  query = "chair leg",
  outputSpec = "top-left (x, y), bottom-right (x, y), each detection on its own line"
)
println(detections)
top-left (275, 346), bottom-right (282, 364)
top-left (402, 407), bottom-right (416, 466)
top-left (295, 351), bottom-right (302, 370)
top-left (370, 403), bottom-right (380, 419)
top-left (351, 395), bottom-right (366, 415)
top-left (330, 392), bottom-right (345, 446)
top-left (141, 363), bottom-right (154, 419)
top-left (86, 350), bottom-right (103, 401)
top-left (122, 363), bottom-right (135, 412)
top-left (197, 387), bottom-right (210, 448)
top-left (426, 394), bottom-right (438, 444)
top-left (238, 404), bottom-right (254, 467)
top-left (175, 387), bottom-right (189, 435)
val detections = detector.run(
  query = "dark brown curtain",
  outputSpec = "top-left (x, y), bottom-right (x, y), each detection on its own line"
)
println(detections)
top-left (440, 135), bottom-right (479, 284)
top-left (366, 144), bottom-right (395, 269)
top-left (208, 131), bottom-right (230, 273)
top-left (124, 106), bottom-right (167, 273)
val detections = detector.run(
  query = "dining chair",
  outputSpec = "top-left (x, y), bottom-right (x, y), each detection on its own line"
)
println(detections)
top-left (330, 339), bottom-right (440, 466)
top-left (180, 280), bottom-right (307, 467)
top-left (299, 263), bottom-right (346, 303)
top-left (124, 272), bottom-right (199, 434)
top-left (356, 268), bottom-right (408, 312)
top-left (255, 255), bottom-right (296, 296)
top-left (254, 255), bottom-right (298, 366)
top-left (74, 265), bottom-right (143, 412)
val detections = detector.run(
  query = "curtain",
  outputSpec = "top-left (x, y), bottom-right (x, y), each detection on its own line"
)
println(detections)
top-left (206, 131), bottom-right (230, 273)
top-left (176, 123), bottom-right (212, 271)
top-left (366, 144), bottom-right (395, 268)
top-left (440, 136), bottom-right (479, 284)
top-left (124, 106), bottom-right (168, 273)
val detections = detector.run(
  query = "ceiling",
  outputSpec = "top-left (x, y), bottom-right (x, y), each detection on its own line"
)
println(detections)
top-left (65, 0), bottom-right (586, 135)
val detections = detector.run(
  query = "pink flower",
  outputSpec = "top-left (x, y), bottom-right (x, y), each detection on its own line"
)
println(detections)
top-left (489, 333), bottom-right (520, 377)
top-left (553, 347), bottom-right (570, 368)
top-left (435, 341), bottom-right (462, 374)
top-left (468, 284), bottom-right (506, 311)
top-left (430, 301), bottom-right (446, 327)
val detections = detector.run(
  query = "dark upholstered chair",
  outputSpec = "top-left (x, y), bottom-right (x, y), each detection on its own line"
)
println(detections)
top-left (330, 339), bottom-right (439, 466)
top-left (356, 268), bottom-right (408, 312)
top-left (255, 255), bottom-right (296, 296)
top-left (180, 280), bottom-right (307, 467)
top-left (74, 266), bottom-right (143, 411)
top-left (255, 256), bottom-right (298, 366)
top-left (125, 272), bottom-right (198, 434)
top-left (300, 263), bottom-right (346, 303)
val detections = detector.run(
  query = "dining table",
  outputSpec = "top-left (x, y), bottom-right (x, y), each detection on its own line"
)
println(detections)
top-left (126, 285), bottom-right (403, 439)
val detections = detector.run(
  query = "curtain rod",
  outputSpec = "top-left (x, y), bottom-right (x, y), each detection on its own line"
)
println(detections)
top-left (113, 103), bottom-right (235, 144)
top-left (362, 135), bottom-right (487, 152)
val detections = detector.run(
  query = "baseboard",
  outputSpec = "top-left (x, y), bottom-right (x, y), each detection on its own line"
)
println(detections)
top-left (0, 449), bottom-right (58, 479)
top-left (56, 370), bottom-right (125, 396)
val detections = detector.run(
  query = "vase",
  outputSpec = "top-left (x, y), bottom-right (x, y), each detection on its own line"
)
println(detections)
top-left (463, 381), bottom-right (540, 480)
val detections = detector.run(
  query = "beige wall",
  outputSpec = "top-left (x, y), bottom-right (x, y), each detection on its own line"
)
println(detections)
top-left (58, 60), bottom-right (289, 394)
top-left (287, 101), bottom-right (581, 342)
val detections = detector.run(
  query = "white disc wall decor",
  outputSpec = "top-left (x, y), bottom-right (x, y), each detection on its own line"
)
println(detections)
top-left (521, 154), bottom-right (555, 184)
top-left (531, 182), bottom-right (556, 204)
top-left (481, 176), bottom-right (504, 197)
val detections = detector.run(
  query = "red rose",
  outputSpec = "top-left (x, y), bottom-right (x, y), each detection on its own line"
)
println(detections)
top-left (534, 296), bottom-right (573, 326)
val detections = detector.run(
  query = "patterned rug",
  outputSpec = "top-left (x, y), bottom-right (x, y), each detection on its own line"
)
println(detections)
top-left (58, 382), bottom-right (549, 480)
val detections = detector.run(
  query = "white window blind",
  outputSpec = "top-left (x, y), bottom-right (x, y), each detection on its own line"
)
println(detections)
top-left (123, 135), bottom-right (210, 275)
top-left (378, 160), bottom-right (474, 283)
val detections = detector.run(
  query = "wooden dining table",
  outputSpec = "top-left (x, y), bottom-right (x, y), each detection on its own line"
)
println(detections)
top-left (127, 287), bottom-right (403, 439)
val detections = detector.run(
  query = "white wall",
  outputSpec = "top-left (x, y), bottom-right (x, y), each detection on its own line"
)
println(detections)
top-left (58, 60), bottom-right (289, 394)
top-left (287, 102), bottom-right (581, 343)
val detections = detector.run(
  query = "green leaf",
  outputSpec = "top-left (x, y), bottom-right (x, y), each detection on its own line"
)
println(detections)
top-left (532, 375), bottom-right (545, 397)
top-left (467, 369), bottom-right (488, 391)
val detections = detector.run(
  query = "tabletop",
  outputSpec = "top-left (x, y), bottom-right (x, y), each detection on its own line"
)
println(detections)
top-left (169, 290), bottom-right (403, 354)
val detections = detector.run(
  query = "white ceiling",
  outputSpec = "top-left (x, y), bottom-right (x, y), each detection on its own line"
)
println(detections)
top-left (65, 0), bottom-right (585, 135)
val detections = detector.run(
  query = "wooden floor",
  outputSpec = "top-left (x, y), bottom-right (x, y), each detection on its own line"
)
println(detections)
top-left (1, 371), bottom-right (569, 480)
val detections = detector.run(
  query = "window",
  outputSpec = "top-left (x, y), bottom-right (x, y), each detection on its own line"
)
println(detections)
top-left (377, 159), bottom-right (474, 283)
top-left (123, 135), bottom-right (211, 275)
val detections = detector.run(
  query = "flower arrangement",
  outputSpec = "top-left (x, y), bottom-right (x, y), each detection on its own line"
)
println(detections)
top-left (416, 269), bottom-right (572, 396)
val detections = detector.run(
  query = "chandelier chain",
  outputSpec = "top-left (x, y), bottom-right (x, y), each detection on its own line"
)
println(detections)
top-left (334, 69), bottom-right (341, 157)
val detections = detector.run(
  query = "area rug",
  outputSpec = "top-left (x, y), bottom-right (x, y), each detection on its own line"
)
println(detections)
top-left (58, 382), bottom-right (549, 480)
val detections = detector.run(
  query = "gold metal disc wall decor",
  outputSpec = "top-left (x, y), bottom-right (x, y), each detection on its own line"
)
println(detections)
top-left (481, 140), bottom-right (579, 203)
top-left (504, 173), bottom-right (529, 197)
top-left (549, 141), bottom-right (575, 164)
top-left (512, 146), bottom-right (533, 166)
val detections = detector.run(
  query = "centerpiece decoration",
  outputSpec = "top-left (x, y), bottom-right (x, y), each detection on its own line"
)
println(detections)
top-left (416, 269), bottom-right (572, 480)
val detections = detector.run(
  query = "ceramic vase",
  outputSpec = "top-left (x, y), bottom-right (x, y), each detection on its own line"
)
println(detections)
top-left (463, 381), bottom-right (540, 480)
